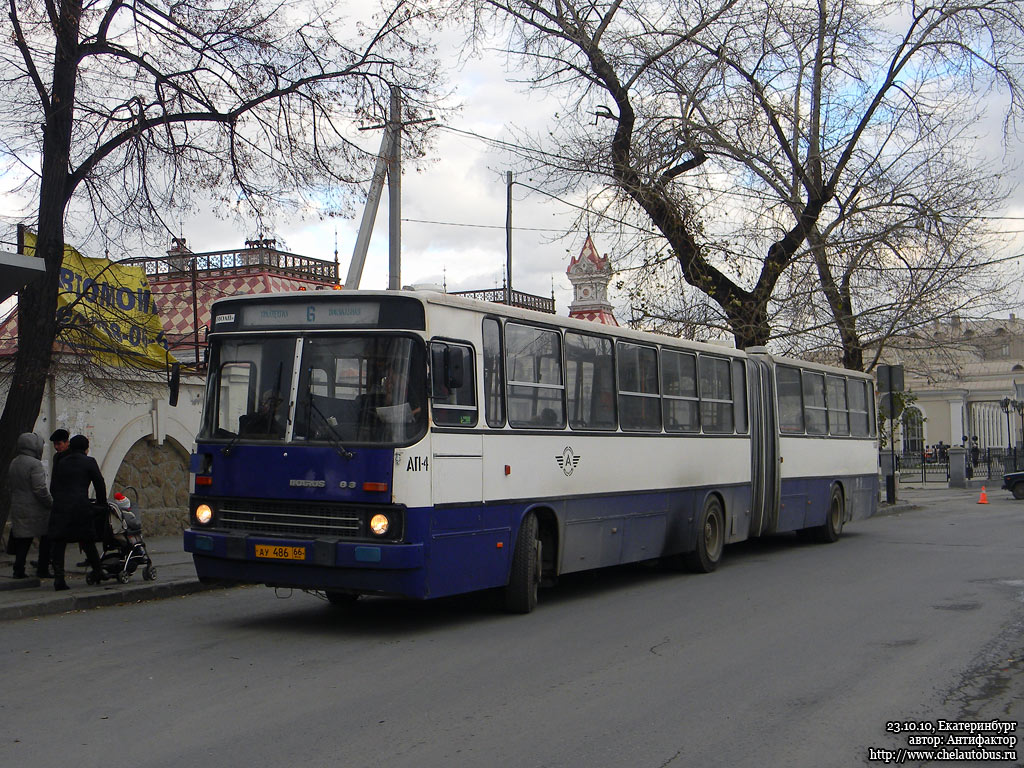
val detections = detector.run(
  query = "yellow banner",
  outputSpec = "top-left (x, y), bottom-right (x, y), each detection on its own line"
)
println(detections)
top-left (22, 231), bottom-right (177, 369)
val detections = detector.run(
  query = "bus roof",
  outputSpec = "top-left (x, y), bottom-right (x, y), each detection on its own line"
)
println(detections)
top-left (210, 289), bottom-right (873, 380)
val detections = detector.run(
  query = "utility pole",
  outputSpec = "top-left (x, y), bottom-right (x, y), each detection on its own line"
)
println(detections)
top-left (388, 87), bottom-right (402, 291)
top-left (506, 171), bottom-right (513, 305)
top-left (345, 87), bottom-right (431, 291)
top-left (345, 90), bottom-right (397, 290)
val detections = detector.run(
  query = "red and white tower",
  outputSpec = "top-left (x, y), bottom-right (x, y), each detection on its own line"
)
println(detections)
top-left (566, 235), bottom-right (618, 326)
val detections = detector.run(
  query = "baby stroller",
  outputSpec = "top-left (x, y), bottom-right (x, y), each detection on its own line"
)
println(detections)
top-left (88, 487), bottom-right (157, 584)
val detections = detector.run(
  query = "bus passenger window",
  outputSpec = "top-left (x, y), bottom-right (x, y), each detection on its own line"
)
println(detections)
top-left (566, 332), bottom-right (616, 430)
top-left (618, 342), bottom-right (661, 431)
top-left (827, 375), bottom-right (850, 435)
top-left (662, 350), bottom-right (699, 432)
top-left (482, 318), bottom-right (506, 428)
top-left (777, 366), bottom-right (804, 433)
top-left (430, 342), bottom-right (478, 427)
top-left (848, 379), bottom-right (871, 436)
top-left (803, 372), bottom-right (828, 435)
top-left (506, 324), bottom-right (565, 429)
top-left (699, 355), bottom-right (733, 433)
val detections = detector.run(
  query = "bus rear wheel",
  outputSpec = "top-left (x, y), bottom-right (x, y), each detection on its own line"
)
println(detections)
top-left (812, 487), bottom-right (844, 543)
top-left (684, 497), bottom-right (724, 573)
top-left (504, 512), bottom-right (541, 614)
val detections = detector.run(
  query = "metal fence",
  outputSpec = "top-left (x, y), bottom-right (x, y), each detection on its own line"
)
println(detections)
top-left (120, 248), bottom-right (339, 284)
top-left (896, 448), bottom-right (1020, 483)
top-left (447, 287), bottom-right (556, 314)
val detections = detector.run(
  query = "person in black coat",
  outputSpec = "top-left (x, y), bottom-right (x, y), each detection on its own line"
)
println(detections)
top-left (49, 428), bottom-right (70, 465)
top-left (48, 434), bottom-right (108, 591)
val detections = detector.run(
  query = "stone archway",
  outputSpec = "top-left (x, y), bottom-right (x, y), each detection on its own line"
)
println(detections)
top-left (113, 437), bottom-right (190, 534)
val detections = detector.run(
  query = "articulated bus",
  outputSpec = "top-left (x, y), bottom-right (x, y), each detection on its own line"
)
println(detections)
top-left (184, 289), bottom-right (878, 612)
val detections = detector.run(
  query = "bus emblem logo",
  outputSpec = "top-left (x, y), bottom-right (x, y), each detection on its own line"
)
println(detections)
top-left (290, 479), bottom-right (326, 488)
top-left (556, 446), bottom-right (580, 476)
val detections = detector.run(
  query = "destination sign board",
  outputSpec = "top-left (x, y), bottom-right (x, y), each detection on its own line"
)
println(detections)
top-left (236, 301), bottom-right (380, 329)
top-left (210, 295), bottom-right (426, 331)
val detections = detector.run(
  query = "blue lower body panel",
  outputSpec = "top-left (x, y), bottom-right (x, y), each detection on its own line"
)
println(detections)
top-left (778, 473), bottom-right (878, 532)
top-left (183, 476), bottom-right (874, 602)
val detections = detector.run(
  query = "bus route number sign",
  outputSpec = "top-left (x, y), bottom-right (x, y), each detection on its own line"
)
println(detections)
top-left (254, 545), bottom-right (306, 561)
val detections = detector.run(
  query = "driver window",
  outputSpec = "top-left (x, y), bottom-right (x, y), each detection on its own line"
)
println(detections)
top-left (430, 341), bottom-right (478, 427)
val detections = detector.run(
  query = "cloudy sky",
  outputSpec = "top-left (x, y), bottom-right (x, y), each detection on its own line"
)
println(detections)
top-left (174, 43), bottom-right (1024, 322)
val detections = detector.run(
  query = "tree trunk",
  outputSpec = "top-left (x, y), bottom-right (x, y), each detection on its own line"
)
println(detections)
top-left (0, 0), bottom-right (81, 533)
top-left (808, 229), bottom-right (864, 371)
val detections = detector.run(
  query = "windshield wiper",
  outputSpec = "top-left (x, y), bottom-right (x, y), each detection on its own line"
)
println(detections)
top-left (304, 389), bottom-right (355, 460)
top-left (221, 430), bottom-right (243, 456)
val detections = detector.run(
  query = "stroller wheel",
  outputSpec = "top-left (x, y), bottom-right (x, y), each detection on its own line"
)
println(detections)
top-left (143, 565), bottom-right (157, 581)
top-left (117, 571), bottom-right (131, 584)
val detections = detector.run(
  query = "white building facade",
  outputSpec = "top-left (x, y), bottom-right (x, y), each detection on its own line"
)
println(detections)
top-left (885, 316), bottom-right (1024, 455)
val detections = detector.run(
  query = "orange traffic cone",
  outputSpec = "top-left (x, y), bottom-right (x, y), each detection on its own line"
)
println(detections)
top-left (977, 487), bottom-right (989, 504)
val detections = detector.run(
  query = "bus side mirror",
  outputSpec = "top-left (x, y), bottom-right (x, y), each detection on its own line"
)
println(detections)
top-left (168, 362), bottom-right (181, 407)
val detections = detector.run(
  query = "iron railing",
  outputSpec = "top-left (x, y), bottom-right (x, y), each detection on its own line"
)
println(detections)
top-left (449, 287), bottom-right (555, 314)
top-left (121, 247), bottom-right (339, 284)
top-left (896, 448), bottom-right (1020, 483)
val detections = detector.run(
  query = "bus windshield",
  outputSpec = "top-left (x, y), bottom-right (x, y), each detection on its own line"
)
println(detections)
top-left (202, 334), bottom-right (427, 446)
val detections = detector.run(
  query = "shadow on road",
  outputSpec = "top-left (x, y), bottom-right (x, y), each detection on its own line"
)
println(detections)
top-left (211, 530), bottom-right (865, 635)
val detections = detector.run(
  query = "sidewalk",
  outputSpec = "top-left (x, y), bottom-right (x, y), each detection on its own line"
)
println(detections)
top-left (885, 478), bottom-right (999, 508)
top-left (0, 533), bottom-right (221, 621)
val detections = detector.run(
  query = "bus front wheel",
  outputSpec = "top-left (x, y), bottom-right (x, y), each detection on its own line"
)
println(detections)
top-left (504, 512), bottom-right (541, 614)
top-left (684, 497), bottom-right (724, 573)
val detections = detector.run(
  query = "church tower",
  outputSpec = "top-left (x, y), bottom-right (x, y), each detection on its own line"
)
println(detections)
top-left (566, 235), bottom-right (618, 325)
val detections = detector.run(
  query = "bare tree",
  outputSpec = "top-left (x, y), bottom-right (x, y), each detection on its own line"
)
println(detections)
top-left (0, 0), bottom-right (443, 511)
top-left (460, 0), bottom-right (1024, 359)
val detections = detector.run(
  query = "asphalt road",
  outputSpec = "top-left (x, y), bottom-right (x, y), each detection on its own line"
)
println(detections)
top-left (2, 492), bottom-right (1022, 768)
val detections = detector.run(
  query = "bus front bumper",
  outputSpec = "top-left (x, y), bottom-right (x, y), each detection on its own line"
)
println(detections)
top-left (183, 528), bottom-right (426, 597)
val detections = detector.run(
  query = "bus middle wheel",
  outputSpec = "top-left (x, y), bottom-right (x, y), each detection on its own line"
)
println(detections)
top-left (812, 486), bottom-right (845, 543)
top-left (684, 497), bottom-right (724, 573)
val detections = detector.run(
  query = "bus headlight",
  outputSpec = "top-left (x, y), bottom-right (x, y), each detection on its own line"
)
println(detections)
top-left (369, 513), bottom-right (390, 536)
top-left (195, 504), bottom-right (213, 525)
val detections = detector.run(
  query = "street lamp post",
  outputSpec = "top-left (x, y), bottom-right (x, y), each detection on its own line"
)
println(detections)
top-left (1013, 400), bottom-right (1024, 471)
top-left (1001, 397), bottom-right (1014, 471)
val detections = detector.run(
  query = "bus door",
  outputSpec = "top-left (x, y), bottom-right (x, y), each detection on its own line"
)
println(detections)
top-left (428, 341), bottom-right (483, 507)
top-left (748, 358), bottom-right (780, 536)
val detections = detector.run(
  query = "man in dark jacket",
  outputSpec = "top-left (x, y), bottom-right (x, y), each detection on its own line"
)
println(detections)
top-left (48, 434), bottom-right (107, 590)
top-left (49, 428), bottom-right (70, 463)
top-left (8, 433), bottom-right (53, 578)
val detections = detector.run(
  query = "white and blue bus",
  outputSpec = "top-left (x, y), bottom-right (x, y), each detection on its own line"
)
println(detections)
top-left (184, 290), bottom-right (878, 612)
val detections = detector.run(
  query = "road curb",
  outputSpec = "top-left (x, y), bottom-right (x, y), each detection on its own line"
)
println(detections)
top-left (0, 579), bottom-right (225, 622)
top-left (875, 502), bottom-right (917, 517)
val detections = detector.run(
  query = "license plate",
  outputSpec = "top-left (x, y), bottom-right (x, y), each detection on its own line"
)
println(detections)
top-left (254, 544), bottom-right (306, 561)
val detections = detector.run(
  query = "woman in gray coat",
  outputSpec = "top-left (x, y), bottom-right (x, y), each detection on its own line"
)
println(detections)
top-left (8, 432), bottom-right (53, 578)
